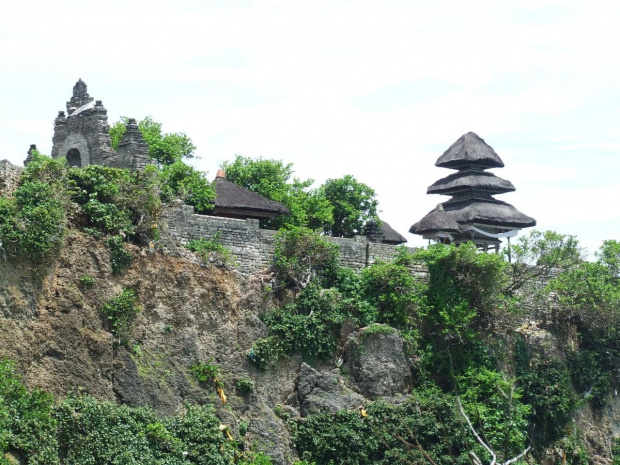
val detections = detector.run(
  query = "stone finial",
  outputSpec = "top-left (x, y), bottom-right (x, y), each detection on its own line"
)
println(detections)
top-left (24, 144), bottom-right (37, 166)
top-left (58, 110), bottom-right (65, 117)
top-left (216, 169), bottom-right (226, 178)
top-left (67, 78), bottom-right (94, 111)
top-left (73, 78), bottom-right (88, 98)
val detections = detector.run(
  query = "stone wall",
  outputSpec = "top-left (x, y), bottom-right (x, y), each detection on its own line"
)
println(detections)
top-left (0, 160), bottom-right (23, 196)
top-left (160, 205), bottom-right (427, 276)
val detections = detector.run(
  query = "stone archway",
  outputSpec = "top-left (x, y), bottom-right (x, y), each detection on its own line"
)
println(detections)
top-left (66, 148), bottom-right (81, 167)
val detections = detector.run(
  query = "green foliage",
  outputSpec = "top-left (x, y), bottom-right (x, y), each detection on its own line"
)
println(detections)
top-left (79, 275), bottom-right (95, 287)
top-left (568, 350), bottom-right (610, 408)
top-left (292, 387), bottom-right (470, 465)
top-left (190, 358), bottom-right (220, 383)
top-left (457, 368), bottom-right (530, 462)
top-left (0, 360), bottom-right (58, 464)
top-left (56, 395), bottom-right (236, 465)
top-left (107, 235), bottom-right (133, 275)
top-left (596, 239), bottom-right (620, 279)
top-left (249, 284), bottom-right (347, 368)
top-left (159, 161), bottom-right (215, 213)
top-left (360, 256), bottom-right (426, 330)
top-left (506, 230), bottom-right (583, 293)
top-left (273, 227), bottom-right (340, 289)
top-left (520, 358), bottom-right (575, 445)
top-left (100, 288), bottom-right (141, 345)
top-left (319, 175), bottom-right (379, 238)
top-left (236, 378), bottom-right (255, 394)
top-left (185, 233), bottom-right (231, 265)
top-left (110, 116), bottom-right (196, 166)
top-left (222, 155), bottom-right (333, 230)
top-left (70, 164), bottom-right (161, 242)
top-left (0, 154), bottom-right (67, 262)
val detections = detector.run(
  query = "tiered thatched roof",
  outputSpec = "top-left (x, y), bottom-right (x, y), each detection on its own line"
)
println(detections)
top-left (410, 132), bottom-right (535, 246)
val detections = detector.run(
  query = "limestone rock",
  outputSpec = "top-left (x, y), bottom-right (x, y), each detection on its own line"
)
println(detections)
top-left (297, 363), bottom-right (364, 416)
top-left (343, 324), bottom-right (412, 399)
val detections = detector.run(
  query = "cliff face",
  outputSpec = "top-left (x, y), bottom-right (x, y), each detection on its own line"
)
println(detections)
top-left (1, 232), bottom-right (620, 464)
top-left (0, 232), bottom-right (302, 462)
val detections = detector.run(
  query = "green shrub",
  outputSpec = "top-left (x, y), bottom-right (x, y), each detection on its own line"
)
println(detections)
top-left (100, 288), bottom-right (141, 345)
top-left (248, 284), bottom-right (346, 368)
top-left (190, 358), bottom-right (220, 383)
top-left (107, 235), bottom-right (132, 275)
top-left (0, 155), bottom-right (67, 262)
top-left (78, 275), bottom-right (95, 287)
top-left (185, 233), bottom-right (232, 265)
top-left (236, 378), bottom-right (255, 394)
top-left (159, 161), bottom-right (215, 213)
top-left (273, 227), bottom-right (339, 290)
top-left (0, 360), bottom-right (58, 464)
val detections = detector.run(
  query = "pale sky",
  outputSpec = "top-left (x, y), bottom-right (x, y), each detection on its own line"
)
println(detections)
top-left (1, 0), bottom-right (619, 256)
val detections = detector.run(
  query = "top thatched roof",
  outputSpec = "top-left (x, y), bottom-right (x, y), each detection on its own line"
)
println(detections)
top-left (214, 175), bottom-right (290, 216)
top-left (441, 196), bottom-right (536, 228)
top-left (427, 170), bottom-right (515, 195)
top-left (380, 220), bottom-right (408, 244)
top-left (409, 204), bottom-right (463, 235)
top-left (436, 132), bottom-right (504, 169)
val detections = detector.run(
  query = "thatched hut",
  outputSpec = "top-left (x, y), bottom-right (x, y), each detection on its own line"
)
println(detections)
top-left (212, 170), bottom-right (290, 220)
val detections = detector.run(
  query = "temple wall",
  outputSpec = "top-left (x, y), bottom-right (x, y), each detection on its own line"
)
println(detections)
top-left (160, 205), bottom-right (426, 276)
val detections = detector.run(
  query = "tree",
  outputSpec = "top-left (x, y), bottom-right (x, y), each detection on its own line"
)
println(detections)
top-left (319, 175), bottom-right (379, 238)
top-left (222, 155), bottom-right (333, 231)
top-left (504, 230), bottom-right (583, 294)
top-left (109, 116), bottom-right (196, 166)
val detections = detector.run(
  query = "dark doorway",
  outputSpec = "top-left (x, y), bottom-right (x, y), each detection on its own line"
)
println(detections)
top-left (66, 148), bottom-right (81, 167)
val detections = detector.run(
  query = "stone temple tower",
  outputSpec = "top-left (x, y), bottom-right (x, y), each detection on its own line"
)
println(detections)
top-left (51, 79), bottom-right (154, 171)
top-left (51, 79), bottom-right (114, 167)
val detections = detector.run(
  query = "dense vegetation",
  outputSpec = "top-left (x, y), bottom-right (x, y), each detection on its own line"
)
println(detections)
top-left (250, 229), bottom-right (620, 464)
top-left (2, 138), bottom-right (620, 463)
top-left (0, 360), bottom-right (280, 465)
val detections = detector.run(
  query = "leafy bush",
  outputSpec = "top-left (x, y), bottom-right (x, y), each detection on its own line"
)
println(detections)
top-left (273, 227), bottom-right (339, 289)
top-left (0, 155), bottom-right (67, 262)
top-left (236, 378), bottom-right (255, 394)
top-left (185, 233), bottom-right (231, 265)
top-left (0, 360), bottom-right (58, 464)
top-left (159, 161), bottom-right (215, 213)
top-left (107, 235), bottom-right (133, 275)
top-left (78, 275), bottom-right (95, 287)
top-left (100, 288), bottom-right (141, 345)
top-left (249, 284), bottom-right (347, 368)
top-left (190, 358), bottom-right (220, 383)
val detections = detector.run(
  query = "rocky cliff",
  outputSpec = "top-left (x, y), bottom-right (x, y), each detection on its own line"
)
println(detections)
top-left (1, 231), bottom-right (619, 464)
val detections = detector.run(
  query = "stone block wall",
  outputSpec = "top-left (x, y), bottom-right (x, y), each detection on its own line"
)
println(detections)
top-left (160, 204), bottom-right (427, 277)
top-left (0, 160), bottom-right (23, 196)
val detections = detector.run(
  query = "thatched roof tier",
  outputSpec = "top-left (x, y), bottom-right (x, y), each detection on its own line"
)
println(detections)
top-left (442, 197), bottom-right (536, 229)
top-left (381, 221), bottom-right (408, 244)
top-left (213, 176), bottom-right (290, 218)
top-left (427, 170), bottom-right (515, 195)
top-left (409, 205), bottom-right (463, 235)
top-left (435, 132), bottom-right (504, 169)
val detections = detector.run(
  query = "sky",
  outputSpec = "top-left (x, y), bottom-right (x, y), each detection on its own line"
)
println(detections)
top-left (1, 0), bottom-right (619, 257)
